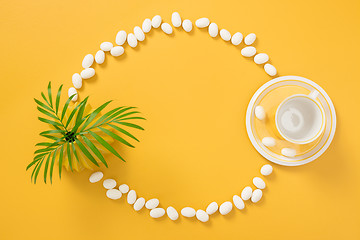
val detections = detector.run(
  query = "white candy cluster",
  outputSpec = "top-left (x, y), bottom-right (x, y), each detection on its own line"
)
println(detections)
top-left (69, 12), bottom-right (278, 102)
top-left (89, 164), bottom-right (273, 223)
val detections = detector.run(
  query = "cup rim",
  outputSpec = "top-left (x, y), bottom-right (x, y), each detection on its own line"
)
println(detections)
top-left (275, 94), bottom-right (326, 144)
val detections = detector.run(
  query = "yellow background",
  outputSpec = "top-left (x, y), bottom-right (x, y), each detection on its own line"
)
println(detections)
top-left (1, 0), bottom-right (359, 239)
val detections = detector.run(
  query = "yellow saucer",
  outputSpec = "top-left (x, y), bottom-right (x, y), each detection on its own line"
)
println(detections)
top-left (245, 76), bottom-right (336, 166)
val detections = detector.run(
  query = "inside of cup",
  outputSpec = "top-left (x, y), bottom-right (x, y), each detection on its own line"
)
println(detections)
top-left (276, 96), bottom-right (324, 143)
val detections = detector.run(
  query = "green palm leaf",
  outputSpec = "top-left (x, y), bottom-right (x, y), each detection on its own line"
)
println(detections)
top-left (88, 131), bottom-right (125, 161)
top-left (29, 82), bottom-right (144, 184)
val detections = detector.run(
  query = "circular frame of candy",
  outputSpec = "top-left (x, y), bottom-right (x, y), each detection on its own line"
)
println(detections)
top-left (71, 12), bottom-right (278, 222)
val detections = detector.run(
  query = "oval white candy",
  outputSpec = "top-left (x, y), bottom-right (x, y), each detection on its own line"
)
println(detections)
top-left (251, 189), bottom-right (263, 203)
top-left (182, 19), bottom-right (192, 32)
top-left (95, 50), bottom-right (105, 64)
top-left (80, 68), bottom-right (95, 79)
top-left (100, 42), bottom-right (113, 51)
top-left (241, 186), bottom-right (253, 200)
top-left (166, 206), bottom-right (179, 220)
top-left (103, 179), bottom-right (116, 189)
top-left (196, 210), bottom-right (209, 222)
top-left (142, 18), bottom-right (152, 33)
top-left (219, 201), bottom-right (233, 215)
top-left (281, 148), bottom-right (296, 157)
top-left (241, 46), bottom-right (256, 57)
top-left (220, 29), bottom-right (231, 41)
top-left (244, 33), bottom-right (256, 45)
top-left (119, 184), bottom-right (129, 193)
top-left (110, 46), bottom-right (124, 57)
top-left (264, 63), bottom-right (277, 76)
top-left (233, 195), bottom-right (245, 210)
top-left (171, 12), bottom-right (181, 27)
top-left (262, 137), bottom-right (276, 147)
top-left (82, 54), bottom-right (94, 68)
top-left (261, 164), bottom-right (273, 176)
top-left (145, 198), bottom-right (159, 209)
top-left (115, 30), bottom-right (127, 45)
top-left (208, 23), bottom-right (218, 37)
top-left (127, 33), bottom-right (138, 48)
top-left (161, 23), bottom-right (173, 34)
top-left (255, 105), bottom-right (266, 120)
top-left (152, 15), bottom-right (162, 28)
top-left (89, 171), bottom-right (103, 183)
top-left (134, 26), bottom-right (145, 41)
top-left (231, 32), bottom-right (243, 45)
top-left (150, 208), bottom-right (165, 218)
top-left (253, 177), bottom-right (266, 189)
top-left (254, 53), bottom-right (269, 64)
top-left (72, 73), bottom-right (82, 89)
top-left (195, 18), bottom-right (210, 28)
top-left (68, 87), bottom-right (78, 101)
top-left (127, 190), bottom-right (137, 204)
top-left (106, 189), bottom-right (122, 200)
top-left (181, 207), bottom-right (196, 217)
top-left (206, 202), bottom-right (218, 215)
top-left (134, 197), bottom-right (145, 211)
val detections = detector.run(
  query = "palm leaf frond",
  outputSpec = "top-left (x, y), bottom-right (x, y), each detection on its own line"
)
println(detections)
top-left (28, 82), bottom-right (145, 183)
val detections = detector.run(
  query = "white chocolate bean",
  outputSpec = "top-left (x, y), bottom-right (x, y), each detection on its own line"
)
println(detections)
top-left (119, 184), bottom-right (129, 193)
top-left (100, 42), bottom-right (113, 51)
top-left (134, 197), bottom-right (145, 211)
top-left (127, 33), bottom-right (138, 48)
top-left (82, 54), bottom-right (94, 68)
top-left (281, 148), bottom-right (296, 157)
top-left (241, 46), bottom-right (256, 57)
top-left (89, 171), bottom-right (103, 183)
top-left (231, 32), bottom-right (243, 45)
top-left (262, 137), bottom-right (276, 147)
top-left (208, 23), bottom-right (218, 37)
top-left (261, 164), bottom-right (273, 176)
top-left (68, 87), bottom-right (78, 102)
top-left (166, 206), bottom-right (179, 220)
top-left (219, 201), bottom-right (232, 215)
top-left (253, 177), bottom-right (266, 189)
top-left (264, 63), bottom-right (277, 76)
top-left (161, 23), bottom-right (173, 34)
top-left (233, 195), bottom-right (245, 210)
top-left (251, 189), bottom-right (263, 203)
top-left (115, 30), bottom-right (127, 45)
top-left (255, 105), bottom-right (266, 120)
top-left (72, 73), bottom-right (82, 89)
top-left (80, 68), bottom-right (95, 79)
top-left (182, 19), bottom-right (193, 32)
top-left (103, 179), bottom-right (116, 189)
top-left (171, 12), bottom-right (181, 27)
top-left (206, 202), bottom-right (218, 215)
top-left (127, 190), bottom-right (137, 204)
top-left (150, 208), bottom-right (165, 218)
top-left (152, 15), bottom-right (162, 28)
top-left (106, 189), bottom-right (122, 200)
top-left (195, 18), bottom-right (210, 28)
top-left (244, 33), bottom-right (256, 45)
top-left (142, 18), bottom-right (152, 33)
top-left (134, 26), bottom-right (145, 41)
top-left (95, 50), bottom-right (105, 64)
top-left (145, 198), bottom-right (159, 209)
top-left (241, 186), bottom-right (253, 200)
top-left (220, 29), bottom-right (231, 41)
top-left (196, 210), bottom-right (209, 222)
top-left (254, 53), bottom-right (269, 64)
top-left (110, 46), bottom-right (124, 57)
top-left (181, 207), bottom-right (196, 217)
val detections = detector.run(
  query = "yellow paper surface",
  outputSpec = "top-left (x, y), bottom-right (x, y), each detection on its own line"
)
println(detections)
top-left (1, 0), bottom-right (359, 239)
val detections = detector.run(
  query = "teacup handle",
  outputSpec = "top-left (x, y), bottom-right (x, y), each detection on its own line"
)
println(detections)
top-left (308, 90), bottom-right (319, 99)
